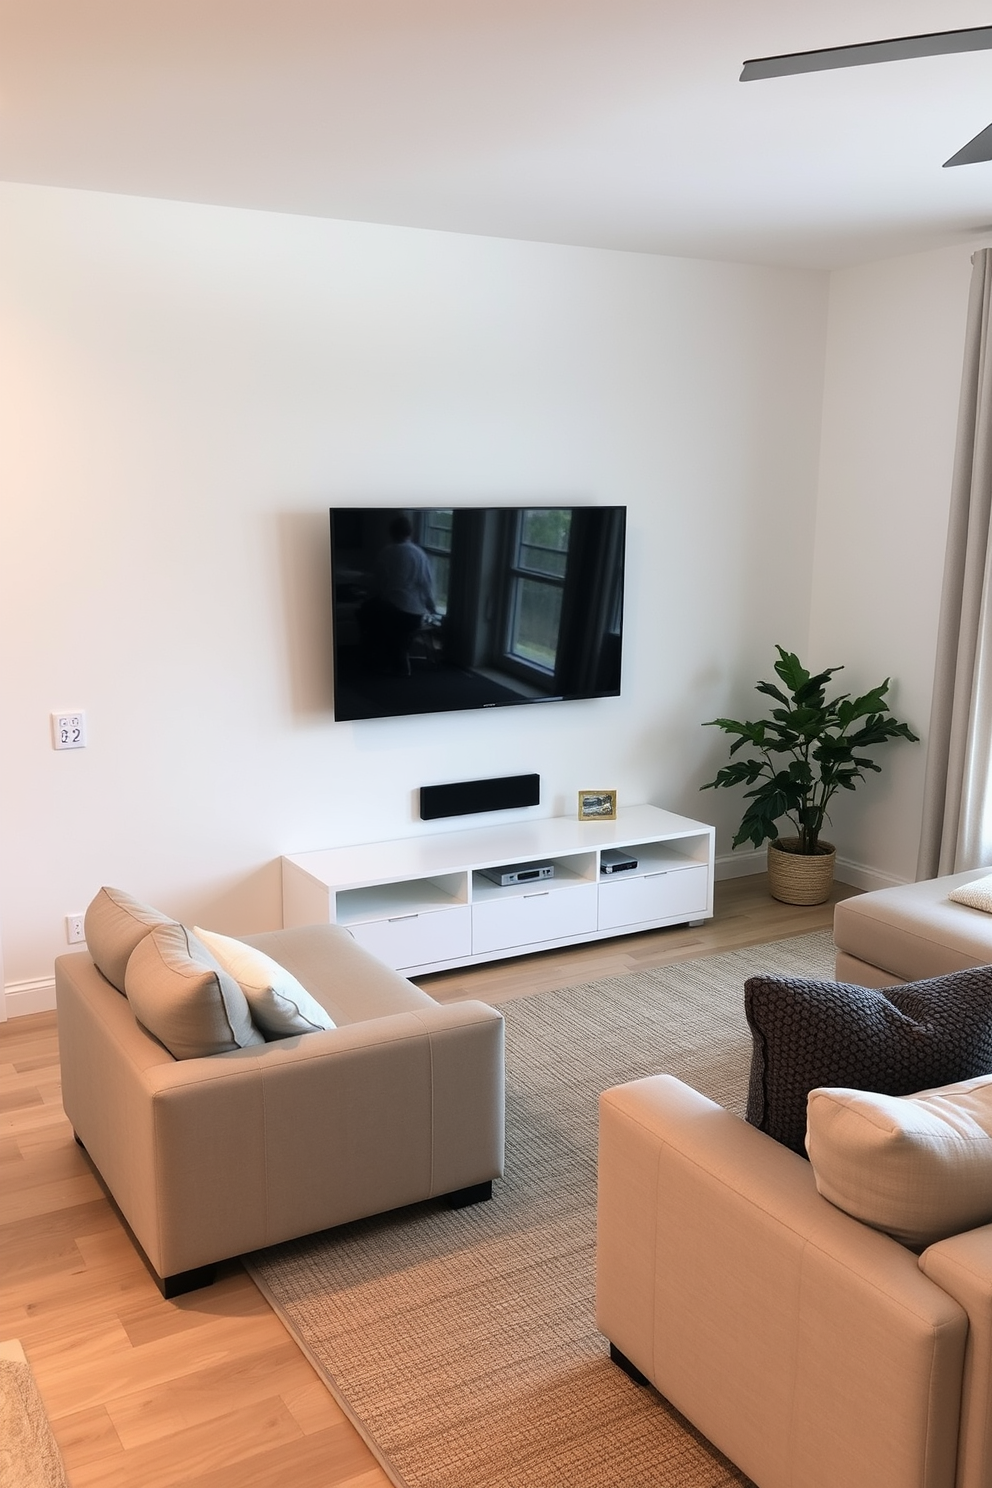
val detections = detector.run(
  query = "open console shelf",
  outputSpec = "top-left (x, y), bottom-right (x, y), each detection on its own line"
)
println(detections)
top-left (282, 804), bottom-right (715, 976)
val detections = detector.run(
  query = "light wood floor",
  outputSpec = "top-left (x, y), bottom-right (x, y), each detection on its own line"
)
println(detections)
top-left (0, 873), bottom-right (857, 1487)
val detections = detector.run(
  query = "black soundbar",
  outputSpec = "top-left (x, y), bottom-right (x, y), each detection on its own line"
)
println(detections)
top-left (420, 773), bottom-right (540, 821)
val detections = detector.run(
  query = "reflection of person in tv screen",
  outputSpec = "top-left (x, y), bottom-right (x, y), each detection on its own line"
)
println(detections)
top-left (360, 516), bottom-right (438, 674)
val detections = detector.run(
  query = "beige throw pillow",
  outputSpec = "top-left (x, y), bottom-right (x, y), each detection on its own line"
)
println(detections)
top-left (806, 1073), bottom-right (992, 1248)
top-left (124, 923), bottom-right (264, 1060)
top-left (948, 873), bottom-right (992, 913)
top-left (84, 886), bottom-right (175, 993)
top-left (194, 926), bottom-right (335, 1037)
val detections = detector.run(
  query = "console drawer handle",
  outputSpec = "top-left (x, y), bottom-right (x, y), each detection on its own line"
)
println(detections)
top-left (524, 891), bottom-right (550, 899)
top-left (645, 870), bottom-right (668, 879)
top-left (388, 913), bottom-right (419, 922)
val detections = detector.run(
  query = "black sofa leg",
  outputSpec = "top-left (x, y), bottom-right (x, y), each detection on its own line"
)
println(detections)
top-left (610, 1342), bottom-right (650, 1386)
top-left (446, 1180), bottom-right (493, 1209)
top-left (157, 1264), bottom-right (218, 1299)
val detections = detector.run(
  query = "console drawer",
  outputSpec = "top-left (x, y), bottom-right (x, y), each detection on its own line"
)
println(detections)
top-left (598, 864), bottom-right (708, 931)
top-left (347, 905), bottom-right (472, 970)
top-left (472, 883), bottom-right (598, 956)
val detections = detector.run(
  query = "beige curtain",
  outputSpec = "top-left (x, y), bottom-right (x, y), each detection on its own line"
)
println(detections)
top-left (918, 248), bottom-right (992, 877)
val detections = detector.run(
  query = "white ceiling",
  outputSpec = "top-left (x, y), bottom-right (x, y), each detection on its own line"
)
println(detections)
top-left (4, 0), bottom-right (992, 269)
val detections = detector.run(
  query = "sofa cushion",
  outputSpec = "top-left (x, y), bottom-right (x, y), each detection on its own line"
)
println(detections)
top-left (744, 966), bottom-right (992, 1155)
top-left (124, 923), bottom-right (265, 1060)
top-left (806, 1073), bottom-right (992, 1247)
top-left (84, 886), bottom-right (176, 993)
top-left (949, 874), bottom-right (992, 914)
top-left (194, 926), bottom-right (335, 1037)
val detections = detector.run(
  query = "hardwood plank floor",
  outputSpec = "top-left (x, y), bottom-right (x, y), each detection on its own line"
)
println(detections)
top-left (0, 872), bottom-right (854, 1486)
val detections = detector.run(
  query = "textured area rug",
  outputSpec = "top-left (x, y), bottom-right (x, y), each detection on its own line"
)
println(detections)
top-left (246, 931), bottom-right (836, 1488)
top-left (0, 1343), bottom-right (69, 1488)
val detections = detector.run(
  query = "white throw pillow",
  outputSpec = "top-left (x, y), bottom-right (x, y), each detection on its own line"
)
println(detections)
top-left (194, 927), bottom-right (335, 1037)
top-left (806, 1073), bottom-right (992, 1248)
top-left (948, 873), bottom-right (992, 913)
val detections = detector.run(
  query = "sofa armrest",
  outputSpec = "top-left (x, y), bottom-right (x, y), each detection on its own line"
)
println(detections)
top-left (922, 1226), bottom-right (992, 1488)
top-left (597, 1075), bottom-right (966, 1488)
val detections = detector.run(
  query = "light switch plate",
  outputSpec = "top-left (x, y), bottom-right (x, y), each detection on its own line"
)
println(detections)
top-left (52, 712), bottom-right (87, 750)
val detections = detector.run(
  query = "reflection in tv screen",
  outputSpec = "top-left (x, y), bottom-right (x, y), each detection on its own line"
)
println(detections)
top-left (329, 506), bottom-right (626, 722)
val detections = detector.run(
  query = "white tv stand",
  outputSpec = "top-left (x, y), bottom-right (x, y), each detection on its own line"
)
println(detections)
top-left (282, 804), bottom-right (714, 977)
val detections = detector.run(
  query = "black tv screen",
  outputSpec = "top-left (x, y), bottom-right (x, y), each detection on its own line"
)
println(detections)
top-left (329, 506), bottom-right (626, 722)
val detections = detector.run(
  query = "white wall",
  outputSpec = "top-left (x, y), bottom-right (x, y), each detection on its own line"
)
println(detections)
top-left (0, 182), bottom-right (829, 993)
top-left (809, 244), bottom-right (974, 888)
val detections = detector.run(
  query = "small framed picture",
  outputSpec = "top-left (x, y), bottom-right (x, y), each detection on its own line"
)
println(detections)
top-left (578, 789), bottom-right (618, 821)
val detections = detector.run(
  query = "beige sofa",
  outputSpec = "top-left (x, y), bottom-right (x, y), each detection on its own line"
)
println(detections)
top-left (56, 921), bottom-right (504, 1296)
top-left (597, 1074), bottom-right (992, 1488)
top-left (834, 868), bottom-right (992, 986)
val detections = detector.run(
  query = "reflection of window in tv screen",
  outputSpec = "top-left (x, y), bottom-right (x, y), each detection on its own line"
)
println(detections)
top-left (329, 506), bottom-right (626, 722)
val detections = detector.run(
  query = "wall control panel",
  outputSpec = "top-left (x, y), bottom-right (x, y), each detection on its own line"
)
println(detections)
top-left (52, 712), bottom-right (87, 750)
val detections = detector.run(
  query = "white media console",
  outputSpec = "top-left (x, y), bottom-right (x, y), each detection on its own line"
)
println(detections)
top-left (282, 804), bottom-right (714, 976)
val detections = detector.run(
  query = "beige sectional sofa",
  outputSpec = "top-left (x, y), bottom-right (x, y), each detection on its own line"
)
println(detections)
top-left (56, 911), bottom-right (505, 1296)
top-left (597, 1074), bottom-right (992, 1488)
top-left (834, 868), bottom-right (992, 986)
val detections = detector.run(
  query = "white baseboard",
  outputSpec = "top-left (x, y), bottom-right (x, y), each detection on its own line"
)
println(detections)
top-left (3, 977), bottom-right (57, 1019)
top-left (834, 857), bottom-right (909, 894)
top-left (715, 848), bottom-right (908, 895)
top-left (714, 849), bottom-right (765, 880)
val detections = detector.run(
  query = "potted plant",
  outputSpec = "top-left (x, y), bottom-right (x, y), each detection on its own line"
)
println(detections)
top-left (701, 646), bottom-right (919, 904)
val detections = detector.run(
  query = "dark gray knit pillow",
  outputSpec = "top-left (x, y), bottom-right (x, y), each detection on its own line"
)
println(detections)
top-left (745, 967), bottom-right (992, 1155)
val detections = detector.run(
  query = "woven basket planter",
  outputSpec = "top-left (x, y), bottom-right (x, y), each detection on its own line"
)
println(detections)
top-left (767, 838), bottom-right (836, 906)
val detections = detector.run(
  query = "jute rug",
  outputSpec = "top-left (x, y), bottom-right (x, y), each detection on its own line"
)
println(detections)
top-left (246, 930), bottom-right (836, 1488)
top-left (0, 1342), bottom-right (69, 1488)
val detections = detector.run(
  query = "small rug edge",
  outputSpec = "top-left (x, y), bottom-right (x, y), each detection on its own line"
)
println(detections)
top-left (241, 1257), bottom-right (410, 1488)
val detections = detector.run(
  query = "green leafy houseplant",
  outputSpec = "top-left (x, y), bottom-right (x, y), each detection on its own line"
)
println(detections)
top-left (701, 647), bottom-right (919, 857)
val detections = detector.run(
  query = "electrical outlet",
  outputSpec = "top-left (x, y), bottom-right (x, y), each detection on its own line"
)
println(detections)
top-left (52, 711), bottom-right (87, 750)
top-left (65, 914), bottom-right (86, 944)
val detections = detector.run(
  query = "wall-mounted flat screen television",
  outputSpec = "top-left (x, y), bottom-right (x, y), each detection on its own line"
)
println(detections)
top-left (329, 506), bottom-right (626, 722)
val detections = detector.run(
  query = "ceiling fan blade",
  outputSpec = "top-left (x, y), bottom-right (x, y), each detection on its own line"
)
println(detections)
top-left (741, 24), bottom-right (992, 82)
top-left (944, 122), bottom-right (992, 168)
